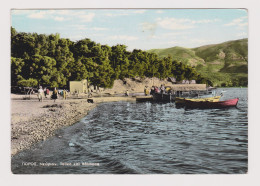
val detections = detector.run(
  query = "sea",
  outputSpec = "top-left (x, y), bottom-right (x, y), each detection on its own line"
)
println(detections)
top-left (11, 88), bottom-right (248, 174)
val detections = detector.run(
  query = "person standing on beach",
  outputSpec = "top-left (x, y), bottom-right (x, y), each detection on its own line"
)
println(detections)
top-left (37, 86), bottom-right (44, 102)
top-left (125, 90), bottom-right (129, 96)
top-left (43, 87), bottom-right (47, 98)
top-left (51, 87), bottom-right (58, 102)
top-left (63, 89), bottom-right (67, 100)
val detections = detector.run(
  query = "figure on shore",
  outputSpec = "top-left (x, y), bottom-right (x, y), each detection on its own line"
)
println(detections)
top-left (60, 89), bottom-right (63, 98)
top-left (154, 86), bottom-right (160, 93)
top-left (150, 86), bottom-right (155, 95)
top-left (144, 86), bottom-right (150, 96)
top-left (51, 87), bottom-right (58, 102)
top-left (160, 84), bottom-right (165, 94)
top-left (37, 86), bottom-right (44, 102)
top-left (63, 89), bottom-right (67, 100)
top-left (125, 90), bottom-right (129, 96)
top-left (44, 87), bottom-right (47, 98)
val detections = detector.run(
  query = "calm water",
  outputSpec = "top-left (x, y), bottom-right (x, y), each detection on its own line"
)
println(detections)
top-left (12, 88), bottom-right (248, 174)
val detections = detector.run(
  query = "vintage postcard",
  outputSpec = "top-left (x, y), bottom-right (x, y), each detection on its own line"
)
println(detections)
top-left (10, 8), bottom-right (248, 175)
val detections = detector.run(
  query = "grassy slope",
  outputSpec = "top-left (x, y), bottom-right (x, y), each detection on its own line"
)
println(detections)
top-left (147, 38), bottom-right (248, 86)
top-left (148, 46), bottom-right (205, 66)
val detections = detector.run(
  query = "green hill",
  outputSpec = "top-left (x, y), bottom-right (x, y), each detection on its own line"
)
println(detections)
top-left (147, 38), bottom-right (248, 87)
top-left (149, 46), bottom-right (205, 66)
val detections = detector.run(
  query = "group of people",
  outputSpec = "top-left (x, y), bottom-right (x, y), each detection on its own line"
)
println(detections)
top-left (37, 86), bottom-right (67, 102)
top-left (123, 85), bottom-right (168, 97)
top-left (148, 84), bottom-right (167, 95)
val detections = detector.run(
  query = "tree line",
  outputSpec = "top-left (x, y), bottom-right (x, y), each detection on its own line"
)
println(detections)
top-left (11, 27), bottom-right (212, 89)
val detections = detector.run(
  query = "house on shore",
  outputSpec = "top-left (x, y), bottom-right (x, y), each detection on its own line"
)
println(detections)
top-left (178, 79), bottom-right (196, 84)
top-left (69, 79), bottom-right (88, 94)
top-left (171, 84), bottom-right (206, 91)
top-left (168, 77), bottom-right (196, 84)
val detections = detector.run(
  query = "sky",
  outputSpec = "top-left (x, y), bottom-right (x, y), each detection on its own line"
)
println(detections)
top-left (11, 9), bottom-right (248, 51)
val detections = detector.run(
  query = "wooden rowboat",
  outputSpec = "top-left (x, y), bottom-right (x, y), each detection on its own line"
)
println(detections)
top-left (175, 96), bottom-right (221, 105)
top-left (185, 98), bottom-right (239, 109)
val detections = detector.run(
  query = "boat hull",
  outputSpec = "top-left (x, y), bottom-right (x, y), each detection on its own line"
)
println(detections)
top-left (185, 98), bottom-right (239, 109)
top-left (136, 96), bottom-right (153, 102)
top-left (152, 93), bottom-right (175, 102)
top-left (176, 96), bottom-right (221, 105)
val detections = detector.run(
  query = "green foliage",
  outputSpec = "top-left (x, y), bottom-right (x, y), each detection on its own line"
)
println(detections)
top-left (11, 57), bottom-right (25, 86)
top-left (17, 78), bottom-right (38, 87)
top-left (11, 27), bottom-right (212, 88)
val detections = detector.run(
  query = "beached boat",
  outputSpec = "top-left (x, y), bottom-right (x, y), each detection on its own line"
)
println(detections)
top-left (175, 96), bottom-right (221, 105)
top-left (185, 98), bottom-right (239, 109)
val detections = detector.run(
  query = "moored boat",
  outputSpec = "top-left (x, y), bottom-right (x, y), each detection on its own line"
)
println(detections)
top-left (152, 92), bottom-right (174, 102)
top-left (185, 98), bottom-right (239, 109)
top-left (136, 95), bottom-right (153, 102)
top-left (150, 85), bottom-right (217, 103)
top-left (175, 96), bottom-right (221, 105)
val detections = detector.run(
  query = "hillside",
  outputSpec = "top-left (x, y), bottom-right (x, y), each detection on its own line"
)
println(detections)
top-left (149, 46), bottom-right (206, 66)
top-left (147, 38), bottom-right (248, 87)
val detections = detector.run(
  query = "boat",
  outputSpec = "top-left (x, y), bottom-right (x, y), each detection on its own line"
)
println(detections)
top-left (151, 85), bottom-right (218, 103)
top-left (136, 95), bottom-right (153, 102)
top-left (185, 98), bottom-right (239, 109)
top-left (175, 96), bottom-right (221, 105)
top-left (152, 92), bottom-right (175, 102)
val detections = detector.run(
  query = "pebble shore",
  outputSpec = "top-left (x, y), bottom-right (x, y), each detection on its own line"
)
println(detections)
top-left (11, 94), bottom-right (135, 156)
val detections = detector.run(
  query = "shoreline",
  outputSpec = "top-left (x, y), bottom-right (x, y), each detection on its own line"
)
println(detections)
top-left (11, 94), bottom-right (136, 156)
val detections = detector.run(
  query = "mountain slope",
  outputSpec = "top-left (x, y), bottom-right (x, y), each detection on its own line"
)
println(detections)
top-left (149, 46), bottom-right (205, 66)
top-left (147, 38), bottom-right (248, 87)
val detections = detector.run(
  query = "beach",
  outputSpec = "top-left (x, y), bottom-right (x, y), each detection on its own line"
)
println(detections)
top-left (11, 93), bottom-right (135, 156)
top-left (10, 77), bottom-right (184, 156)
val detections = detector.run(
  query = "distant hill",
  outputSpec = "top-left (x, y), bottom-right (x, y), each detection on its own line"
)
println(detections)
top-left (147, 38), bottom-right (248, 87)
